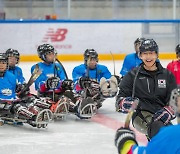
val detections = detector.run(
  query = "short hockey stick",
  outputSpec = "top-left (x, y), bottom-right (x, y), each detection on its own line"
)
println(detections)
top-left (124, 99), bottom-right (139, 128)
top-left (124, 66), bottom-right (140, 128)
top-left (18, 64), bottom-right (42, 96)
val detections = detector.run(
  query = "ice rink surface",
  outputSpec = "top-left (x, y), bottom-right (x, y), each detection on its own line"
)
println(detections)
top-left (0, 60), bottom-right (171, 154)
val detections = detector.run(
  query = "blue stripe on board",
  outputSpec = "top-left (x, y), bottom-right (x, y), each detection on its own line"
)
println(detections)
top-left (0, 19), bottom-right (180, 24)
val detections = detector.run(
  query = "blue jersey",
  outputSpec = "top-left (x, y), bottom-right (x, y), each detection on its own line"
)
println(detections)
top-left (72, 63), bottom-right (111, 83)
top-left (120, 53), bottom-right (142, 76)
top-left (132, 124), bottom-right (180, 154)
top-left (0, 71), bottom-right (16, 100)
top-left (9, 66), bottom-right (25, 84)
top-left (31, 62), bottom-right (67, 90)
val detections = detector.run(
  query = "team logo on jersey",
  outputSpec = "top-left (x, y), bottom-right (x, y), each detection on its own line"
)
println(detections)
top-left (1, 88), bottom-right (12, 96)
top-left (158, 79), bottom-right (166, 88)
top-left (47, 74), bottom-right (54, 78)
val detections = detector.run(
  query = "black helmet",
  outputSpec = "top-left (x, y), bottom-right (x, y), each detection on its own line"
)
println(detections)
top-left (0, 53), bottom-right (8, 76)
top-left (6, 48), bottom-right (20, 64)
top-left (139, 39), bottom-right (159, 54)
top-left (175, 44), bottom-right (180, 55)
top-left (37, 44), bottom-right (55, 62)
top-left (0, 53), bottom-right (8, 62)
top-left (84, 49), bottom-right (98, 64)
top-left (134, 37), bottom-right (146, 45)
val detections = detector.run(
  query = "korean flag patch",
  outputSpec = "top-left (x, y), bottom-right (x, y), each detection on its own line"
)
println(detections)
top-left (158, 79), bottom-right (166, 88)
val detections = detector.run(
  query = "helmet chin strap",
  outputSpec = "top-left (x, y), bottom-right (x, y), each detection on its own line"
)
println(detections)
top-left (150, 61), bottom-right (156, 67)
top-left (143, 62), bottom-right (157, 71)
top-left (141, 61), bottom-right (157, 70)
top-left (0, 71), bottom-right (5, 77)
top-left (9, 65), bottom-right (16, 70)
top-left (44, 59), bottom-right (53, 64)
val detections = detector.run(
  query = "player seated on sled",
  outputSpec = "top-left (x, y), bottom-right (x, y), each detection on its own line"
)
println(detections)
top-left (72, 49), bottom-right (119, 109)
top-left (0, 53), bottom-right (52, 128)
top-left (31, 44), bottom-right (97, 119)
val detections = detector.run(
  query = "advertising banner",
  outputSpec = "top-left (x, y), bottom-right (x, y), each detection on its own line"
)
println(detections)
top-left (0, 22), bottom-right (141, 55)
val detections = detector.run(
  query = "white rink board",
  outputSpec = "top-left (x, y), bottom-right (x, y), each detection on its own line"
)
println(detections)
top-left (0, 23), bottom-right (141, 55)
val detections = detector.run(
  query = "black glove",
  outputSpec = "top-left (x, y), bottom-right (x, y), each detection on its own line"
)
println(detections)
top-left (61, 79), bottom-right (74, 90)
top-left (16, 83), bottom-right (29, 93)
top-left (46, 77), bottom-right (60, 89)
top-left (115, 127), bottom-right (137, 154)
top-left (16, 83), bottom-right (30, 98)
top-left (79, 77), bottom-right (91, 88)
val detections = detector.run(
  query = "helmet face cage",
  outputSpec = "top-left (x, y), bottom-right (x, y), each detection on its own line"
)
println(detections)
top-left (37, 44), bottom-right (55, 62)
top-left (84, 49), bottom-right (98, 64)
top-left (139, 39), bottom-right (159, 55)
top-left (6, 48), bottom-right (20, 64)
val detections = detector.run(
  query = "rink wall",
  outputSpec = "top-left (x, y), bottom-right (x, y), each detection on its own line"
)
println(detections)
top-left (0, 20), bottom-right (178, 61)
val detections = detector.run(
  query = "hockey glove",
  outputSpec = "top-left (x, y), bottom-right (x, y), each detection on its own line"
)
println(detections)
top-left (116, 97), bottom-right (137, 113)
top-left (79, 77), bottom-right (91, 88)
top-left (16, 83), bottom-right (30, 98)
top-left (61, 79), bottom-right (74, 91)
top-left (115, 127), bottom-right (137, 154)
top-left (16, 83), bottom-right (29, 93)
top-left (46, 77), bottom-right (60, 89)
top-left (153, 106), bottom-right (176, 125)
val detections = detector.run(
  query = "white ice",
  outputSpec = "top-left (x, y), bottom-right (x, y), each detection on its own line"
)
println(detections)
top-left (0, 60), bottom-right (171, 154)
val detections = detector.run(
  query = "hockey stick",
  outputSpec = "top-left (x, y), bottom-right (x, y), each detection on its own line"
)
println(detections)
top-left (18, 64), bottom-right (42, 96)
top-left (52, 56), bottom-right (56, 101)
top-left (55, 58), bottom-right (68, 79)
top-left (84, 56), bottom-right (92, 97)
top-left (110, 51), bottom-right (116, 75)
top-left (86, 56), bottom-right (91, 78)
top-left (124, 66), bottom-right (141, 128)
top-left (124, 99), bottom-right (139, 128)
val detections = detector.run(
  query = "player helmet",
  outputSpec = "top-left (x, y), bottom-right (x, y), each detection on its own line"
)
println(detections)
top-left (6, 48), bottom-right (20, 64)
top-left (37, 44), bottom-right (55, 62)
top-left (134, 37), bottom-right (146, 45)
top-left (0, 53), bottom-right (8, 62)
top-left (84, 49), bottom-right (98, 64)
top-left (0, 53), bottom-right (8, 76)
top-left (139, 39), bottom-right (159, 54)
top-left (175, 44), bottom-right (180, 55)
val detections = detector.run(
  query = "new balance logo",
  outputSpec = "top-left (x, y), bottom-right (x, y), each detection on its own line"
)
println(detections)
top-left (42, 28), bottom-right (68, 42)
